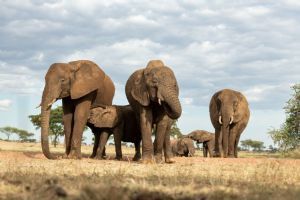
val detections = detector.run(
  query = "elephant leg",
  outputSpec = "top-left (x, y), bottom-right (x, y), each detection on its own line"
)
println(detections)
top-left (90, 131), bottom-right (99, 158)
top-left (62, 97), bottom-right (74, 158)
top-left (228, 128), bottom-right (237, 158)
top-left (69, 95), bottom-right (93, 159)
top-left (155, 115), bottom-right (169, 163)
top-left (208, 141), bottom-right (214, 157)
top-left (102, 146), bottom-right (107, 158)
top-left (133, 141), bottom-right (141, 161)
top-left (203, 143), bottom-right (208, 157)
top-left (95, 130), bottom-right (109, 159)
top-left (113, 126), bottom-right (123, 160)
top-left (140, 107), bottom-right (153, 163)
top-left (233, 123), bottom-right (246, 158)
top-left (213, 128), bottom-right (221, 157)
top-left (163, 121), bottom-right (174, 163)
top-left (234, 134), bottom-right (241, 158)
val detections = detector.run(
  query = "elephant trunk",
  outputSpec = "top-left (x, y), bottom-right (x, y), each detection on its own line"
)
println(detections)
top-left (220, 110), bottom-right (232, 157)
top-left (161, 88), bottom-right (182, 119)
top-left (40, 87), bottom-right (57, 159)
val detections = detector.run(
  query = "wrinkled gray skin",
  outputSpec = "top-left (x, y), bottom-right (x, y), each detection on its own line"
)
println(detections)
top-left (87, 105), bottom-right (141, 161)
top-left (209, 89), bottom-right (250, 158)
top-left (40, 60), bottom-right (115, 159)
top-left (187, 130), bottom-right (215, 157)
top-left (125, 60), bottom-right (182, 163)
top-left (171, 137), bottom-right (195, 157)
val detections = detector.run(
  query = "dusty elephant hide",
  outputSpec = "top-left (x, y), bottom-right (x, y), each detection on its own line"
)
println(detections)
top-left (87, 105), bottom-right (141, 161)
top-left (171, 137), bottom-right (195, 157)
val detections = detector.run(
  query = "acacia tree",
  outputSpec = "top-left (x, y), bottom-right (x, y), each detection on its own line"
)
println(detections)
top-left (269, 84), bottom-right (300, 152)
top-left (170, 120), bottom-right (182, 138)
top-left (29, 106), bottom-right (64, 147)
top-left (0, 126), bottom-right (34, 142)
top-left (240, 139), bottom-right (265, 151)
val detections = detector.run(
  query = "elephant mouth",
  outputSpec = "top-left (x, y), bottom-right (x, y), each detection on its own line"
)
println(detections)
top-left (162, 102), bottom-right (173, 115)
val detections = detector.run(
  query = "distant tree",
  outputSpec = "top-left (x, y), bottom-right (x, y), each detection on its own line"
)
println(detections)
top-left (29, 106), bottom-right (64, 147)
top-left (240, 139), bottom-right (265, 151)
top-left (170, 120), bottom-right (182, 138)
top-left (240, 139), bottom-right (252, 151)
top-left (269, 84), bottom-right (300, 152)
top-left (18, 129), bottom-right (35, 142)
top-left (0, 126), bottom-right (17, 140)
top-left (0, 126), bottom-right (34, 142)
top-left (251, 140), bottom-right (265, 152)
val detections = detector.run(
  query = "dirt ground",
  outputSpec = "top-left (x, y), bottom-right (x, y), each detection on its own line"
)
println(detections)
top-left (0, 141), bottom-right (300, 200)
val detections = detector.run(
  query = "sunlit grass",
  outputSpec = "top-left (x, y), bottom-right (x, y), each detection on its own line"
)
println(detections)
top-left (0, 140), bottom-right (299, 200)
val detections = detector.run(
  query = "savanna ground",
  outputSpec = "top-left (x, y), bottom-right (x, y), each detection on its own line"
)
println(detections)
top-left (0, 140), bottom-right (299, 200)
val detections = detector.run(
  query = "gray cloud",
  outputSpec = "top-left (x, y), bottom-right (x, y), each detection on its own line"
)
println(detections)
top-left (0, 0), bottom-right (299, 110)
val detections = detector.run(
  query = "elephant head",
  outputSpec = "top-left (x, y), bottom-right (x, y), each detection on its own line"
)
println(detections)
top-left (88, 106), bottom-right (120, 128)
top-left (210, 89), bottom-right (249, 157)
top-left (131, 60), bottom-right (182, 119)
top-left (177, 137), bottom-right (195, 156)
top-left (187, 130), bottom-right (214, 143)
top-left (40, 60), bottom-right (105, 159)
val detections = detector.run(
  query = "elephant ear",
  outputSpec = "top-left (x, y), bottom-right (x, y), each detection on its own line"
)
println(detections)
top-left (69, 60), bottom-right (105, 99)
top-left (131, 70), bottom-right (150, 106)
top-left (88, 106), bottom-right (118, 128)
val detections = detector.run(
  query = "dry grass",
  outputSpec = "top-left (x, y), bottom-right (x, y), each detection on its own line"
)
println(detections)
top-left (0, 140), bottom-right (299, 200)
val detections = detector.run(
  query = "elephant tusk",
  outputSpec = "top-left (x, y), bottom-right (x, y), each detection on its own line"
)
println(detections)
top-left (218, 116), bottom-right (222, 125)
top-left (47, 99), bottom-right (56, 108)
top-left (229, 116), bottom-right (234, 125)
top-left (158, 98), bottom-right (162, 105)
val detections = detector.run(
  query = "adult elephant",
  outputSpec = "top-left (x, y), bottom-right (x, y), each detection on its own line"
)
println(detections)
top-left (40, 60), bottom-right (115, 159)
top-left (171, 137), bottom-right (195, 157)
top-left (125, 60), bottom-right (182, 163)
top-left (187, 130), bottom-right (215, 157)
top-left (209, 89), bottom-right (250, 158)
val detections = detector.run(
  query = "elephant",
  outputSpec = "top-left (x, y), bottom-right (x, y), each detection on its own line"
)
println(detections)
top-left (40, 60), bottom-right (115, 159)
top-left (87, 105), bottom-right (142, 161)
top-left (187, 130), bottom-right (215, 157)
top-left (171, 137), bottom-right (195, 157)
top-left (209, 89), bottom-right (250, 158)
top-left (125, 60), bottom-right (182, 163)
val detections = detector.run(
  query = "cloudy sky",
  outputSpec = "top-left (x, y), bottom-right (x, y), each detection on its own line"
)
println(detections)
top-left (0, 0), bottom-right (299, 146)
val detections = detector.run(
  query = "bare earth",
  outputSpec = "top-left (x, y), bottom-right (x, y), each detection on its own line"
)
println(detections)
top-left (0, 141), bottom-right (299, 200)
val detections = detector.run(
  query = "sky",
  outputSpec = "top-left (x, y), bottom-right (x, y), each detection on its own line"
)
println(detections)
top-left (0, 0), bottom-right (299, 146)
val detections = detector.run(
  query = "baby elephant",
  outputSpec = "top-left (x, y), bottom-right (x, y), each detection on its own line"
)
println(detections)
top-left (171, 137), bottom-right (195, 157)
top-left (187, 130), bottom-right (215, 157)
top-left (87, 105), bottom-right (141, 161)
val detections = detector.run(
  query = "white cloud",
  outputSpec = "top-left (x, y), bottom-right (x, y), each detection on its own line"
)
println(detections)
top-left (0, 99), bottom-right (12, 111)
top-left (0, 0), bottom-right (299, 110)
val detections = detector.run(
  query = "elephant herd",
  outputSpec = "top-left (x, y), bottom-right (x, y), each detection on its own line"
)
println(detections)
top-left (40, 59), bottom-right (250, 163)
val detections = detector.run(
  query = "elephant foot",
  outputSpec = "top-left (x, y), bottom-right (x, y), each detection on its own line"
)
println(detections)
top-left (154, 154), bottom-right (164, 164)
top-left (213, 152), bottom-right (221, 157)
top-left (132, 153), bottom-right (142, 161)
top-left (228, 154), bottom-right (235, 158)
top-left (62, 153), bottom-right (69, 159)
top-left (115, 155), bottom-right (122, 160)
top-left (141, 158), bottom-right (156, 164)
top-left (89, 154), bottom-right (96, 159)
top-left (165, 157), bottom-right (175, 164)
top-left (141, 155), bottom-right (156, 164)
top-left (68, 150), bottom-right (82, 160)
top-left (94, 155), bottom-right (105, 160)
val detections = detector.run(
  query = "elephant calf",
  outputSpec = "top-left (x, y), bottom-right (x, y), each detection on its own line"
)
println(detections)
top-left (187, 130), bottom-right (215, 157)
top-left (87, 105), bottom-right (141, 161)
top-left (171, 137), bottom-right (195, 157)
